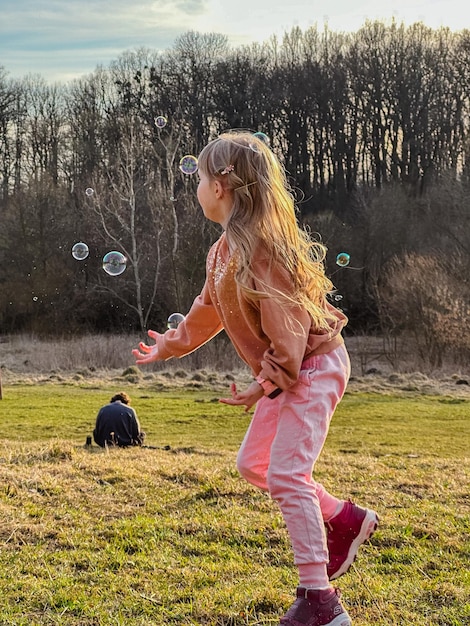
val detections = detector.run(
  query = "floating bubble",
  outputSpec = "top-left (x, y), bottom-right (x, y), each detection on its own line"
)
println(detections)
top-left (72, 242), bottom-right (89, 261)
top-left (179, 154), bottom-right (198, 175)
top-left (102, 251), bottom-right (127, 276)
top-left (154, 115), bottom-right (167, 128)
top-left (333, 294), bottom-right (343, 301)
top-left (32, 296), bottom-right (38, 302)
top-left (336, 252), bottom-right (351, 267)
top-left (253, 131), bottom-right (270, 145)
top-left (85, 187), bottom-right (94, 196)
top-left (167, 312), bottom-right (185, 329)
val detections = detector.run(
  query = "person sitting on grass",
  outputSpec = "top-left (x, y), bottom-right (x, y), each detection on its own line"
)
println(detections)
top-left (93, 392), bottom-right (145, 448)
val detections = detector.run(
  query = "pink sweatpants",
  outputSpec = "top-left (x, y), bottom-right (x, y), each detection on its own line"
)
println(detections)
top-left (236, 345), bottom-right (351, 567)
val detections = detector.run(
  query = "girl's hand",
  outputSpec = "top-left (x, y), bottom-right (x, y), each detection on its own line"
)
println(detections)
top-left (132, 329), bottom-right (163, 364)
top-left (219, 380), bottom-right (264, 412)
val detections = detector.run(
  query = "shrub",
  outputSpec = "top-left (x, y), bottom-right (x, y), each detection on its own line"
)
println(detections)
top-left (375, 252), bottom-right (470, 369)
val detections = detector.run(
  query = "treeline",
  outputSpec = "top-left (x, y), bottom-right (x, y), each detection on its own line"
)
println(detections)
top-left (0, 21), bottom-right (469, 368)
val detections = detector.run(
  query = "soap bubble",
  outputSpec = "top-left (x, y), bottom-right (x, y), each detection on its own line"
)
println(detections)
top-left (336, 252), bottom-right (351, 267)
top-left (85, 187), bottom-right (94, 196)
top-left (333, 294), bottom-right (343, 301)
top-left (167, 312), bottom-right (185, 329)
top-left (253, 131), bottom-right (270, 145)
top-left (179, 155), bottom-right (198, 175)
top-left (154, 115), bottom-right (167, 128)
top-left (102, 251), bottom-right (127, 276)
top-left (250, 131), bottom-right (270, 152)
top-left (72, 242), bottom-right (89, 260)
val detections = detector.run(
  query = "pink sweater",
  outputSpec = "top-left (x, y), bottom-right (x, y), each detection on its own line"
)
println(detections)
top-left (158, 234), bottom-right (347, 390)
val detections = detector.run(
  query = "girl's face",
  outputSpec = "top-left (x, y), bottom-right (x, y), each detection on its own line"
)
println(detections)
top-left (196, 171), bottom-right (215, 218)
top-left (197, 170), bottom-right (232, 228)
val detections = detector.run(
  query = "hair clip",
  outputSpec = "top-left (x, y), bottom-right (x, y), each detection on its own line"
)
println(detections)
top-left (235, 181), bottom-right (257, 191)
top-left (220, 164), bottom-right (235, 175)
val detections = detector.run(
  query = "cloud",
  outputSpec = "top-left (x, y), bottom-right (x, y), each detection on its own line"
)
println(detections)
top-left (2, 0), bottom-right (468, 82)
top-left (1, 0), bottom-right (206, 43)
top-left (0, 0), bottom-right (210, 80)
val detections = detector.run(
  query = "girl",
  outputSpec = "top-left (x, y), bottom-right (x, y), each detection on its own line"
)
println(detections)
top-left (133, 131), bottom-right (378, 626)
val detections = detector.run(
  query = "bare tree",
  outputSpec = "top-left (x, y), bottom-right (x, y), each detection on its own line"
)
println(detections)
top-left (84, 103), bottom-right (202, 331)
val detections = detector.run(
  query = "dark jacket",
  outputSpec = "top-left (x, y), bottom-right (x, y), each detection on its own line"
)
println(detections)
top-left (93, 401), bottom-right (144, 447)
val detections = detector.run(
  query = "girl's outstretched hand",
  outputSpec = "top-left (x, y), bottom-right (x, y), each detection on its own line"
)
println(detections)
top-left (219, 380), bottom-right (264, 412)
top-left (132, 329), bottom-right (163, 364)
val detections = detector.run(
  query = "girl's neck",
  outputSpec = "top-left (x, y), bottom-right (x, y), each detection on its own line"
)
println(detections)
top-left (224, 232), bottom-right (236, 257)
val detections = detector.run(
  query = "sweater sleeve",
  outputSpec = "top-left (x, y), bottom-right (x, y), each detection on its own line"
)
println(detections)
top-left (157, 278), bottom-right (224, 360)
top-left (252, 261), bottom-right (312, 390)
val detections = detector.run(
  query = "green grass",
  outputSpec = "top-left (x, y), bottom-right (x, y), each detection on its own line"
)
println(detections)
top-left (2, 384), bottom-right (468, 457)
top-left (0, 381), bottom-right (469, 625)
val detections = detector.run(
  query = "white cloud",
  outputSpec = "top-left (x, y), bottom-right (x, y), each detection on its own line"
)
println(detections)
top-left (1, 0), bottom-right (469, 82)
top-left (0, 0), bottom-right (211, 80)
top-left (1, 0), bottom-right (206, 43)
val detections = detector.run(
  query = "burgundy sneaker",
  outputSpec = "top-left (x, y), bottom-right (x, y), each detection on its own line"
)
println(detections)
top-left (326, 500), bottom-right (379, 581)
top-left (280, 587), bottom-right (351, 626)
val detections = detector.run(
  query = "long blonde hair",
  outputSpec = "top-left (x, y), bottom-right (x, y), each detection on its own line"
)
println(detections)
top-left (198, 131), bottom-right (336, 332)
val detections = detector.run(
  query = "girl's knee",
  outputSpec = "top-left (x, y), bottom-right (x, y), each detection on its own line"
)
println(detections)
top-left (236, 456), bottom-right (249, 481)
top-left (237, 453), bottom-right (267, 490)
top-left (236, 452), bottom-right (255, 483)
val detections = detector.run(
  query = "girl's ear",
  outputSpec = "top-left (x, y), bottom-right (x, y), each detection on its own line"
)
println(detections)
top-left (214, 179), bottom-right (224, 198)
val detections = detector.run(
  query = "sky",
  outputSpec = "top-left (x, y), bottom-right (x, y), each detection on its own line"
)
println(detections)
top-left (1, 0), bottom-right (470, 83)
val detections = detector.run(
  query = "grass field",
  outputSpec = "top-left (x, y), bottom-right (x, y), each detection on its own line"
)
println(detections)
top-left (0, 378), bottom-right (469, 625)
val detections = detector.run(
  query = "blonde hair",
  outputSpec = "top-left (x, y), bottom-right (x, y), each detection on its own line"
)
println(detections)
top-left (198, 131), bottom-right (335, 332)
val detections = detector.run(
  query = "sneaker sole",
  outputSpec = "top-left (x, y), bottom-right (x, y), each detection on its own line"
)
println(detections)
top-left (329, 510), bottom-right (379, 581)
top-left (281, 613), bottom-right (351, 626)
top-left (328, 615), bottom-right (352, 626)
